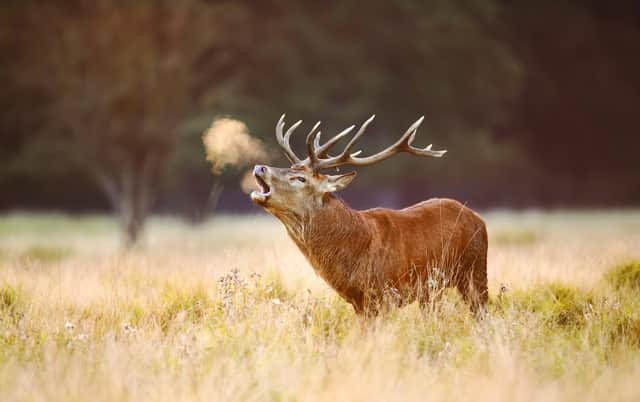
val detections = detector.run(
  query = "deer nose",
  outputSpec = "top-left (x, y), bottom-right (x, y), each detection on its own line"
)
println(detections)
top-left (254, 165), bottom-right (267, 175)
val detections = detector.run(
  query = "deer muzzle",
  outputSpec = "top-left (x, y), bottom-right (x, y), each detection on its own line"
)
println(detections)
top-left (250, 165), bottom-right (271, 204)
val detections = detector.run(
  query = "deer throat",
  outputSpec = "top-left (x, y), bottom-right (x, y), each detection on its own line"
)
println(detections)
top-left (287, 197), bottom-right (372, 295)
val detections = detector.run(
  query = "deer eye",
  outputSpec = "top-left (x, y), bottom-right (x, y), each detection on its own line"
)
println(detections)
top-left (290, 176), bottom-right (306, 183)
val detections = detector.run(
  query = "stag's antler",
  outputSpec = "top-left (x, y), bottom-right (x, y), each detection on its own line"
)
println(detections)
top-left (275, 114), bottom-right (304, 164)
top-left (275, 114), bottom-right (446, 171)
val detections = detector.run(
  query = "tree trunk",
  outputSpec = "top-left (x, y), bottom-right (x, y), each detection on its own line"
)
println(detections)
top-left (96, 156), bottom-right (155, 250)
top-left (118, 188), bottom-right (148, 250)
top-left (185, 177), bottom-right (223, 225)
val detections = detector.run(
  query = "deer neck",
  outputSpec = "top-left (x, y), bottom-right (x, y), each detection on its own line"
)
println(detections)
top-left (282, 194), bottom-right (372, 291)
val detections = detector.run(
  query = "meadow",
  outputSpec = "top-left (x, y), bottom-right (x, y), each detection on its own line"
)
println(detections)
top-left (1, 210), bottom-right (639, 402)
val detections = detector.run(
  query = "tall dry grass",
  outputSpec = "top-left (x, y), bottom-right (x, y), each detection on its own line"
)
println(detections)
top-left (1, 210), bottom-right (639, 402)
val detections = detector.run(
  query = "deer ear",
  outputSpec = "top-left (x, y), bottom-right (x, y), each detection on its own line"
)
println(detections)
top-left (322, 171), bottom-right (357, 193)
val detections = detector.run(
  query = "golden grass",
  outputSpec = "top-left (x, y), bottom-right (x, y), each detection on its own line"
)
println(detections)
top-left (1, 210), bottom-right (640, 402)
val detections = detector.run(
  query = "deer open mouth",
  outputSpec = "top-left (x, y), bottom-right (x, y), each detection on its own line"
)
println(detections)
top-left (251, 172), bottom-right (271, 204)
top-left (255, 174), bottom-right (270, 195)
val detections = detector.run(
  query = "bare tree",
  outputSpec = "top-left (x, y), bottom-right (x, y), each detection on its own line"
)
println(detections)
top-left (9, 1), bottom-right (248, 247)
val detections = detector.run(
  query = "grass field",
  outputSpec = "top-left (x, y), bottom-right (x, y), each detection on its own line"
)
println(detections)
top-left (1, 210), bottom-right (640, 402)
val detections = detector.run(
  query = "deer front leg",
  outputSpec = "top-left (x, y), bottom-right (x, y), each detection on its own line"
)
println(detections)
top-left (346, 290), bottom-right (380, 318)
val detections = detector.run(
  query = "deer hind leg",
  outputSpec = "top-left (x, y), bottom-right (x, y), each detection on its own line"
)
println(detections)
top-left (474, 262), bottom-right (489, 310)
top-left (456, 262), bottom-right (488, 316)
top-left (349, 290), bottom-right (381, 319)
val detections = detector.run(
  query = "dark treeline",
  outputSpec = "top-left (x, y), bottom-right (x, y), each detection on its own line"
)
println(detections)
top-left (1, 0), bottom-right (639, 219)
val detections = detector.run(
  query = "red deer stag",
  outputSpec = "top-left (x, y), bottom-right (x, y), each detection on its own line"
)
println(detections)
top-left (251, 115), bottom-right (488, 316)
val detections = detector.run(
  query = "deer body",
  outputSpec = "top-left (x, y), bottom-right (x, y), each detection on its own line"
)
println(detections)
top-left (250, 115), bottom-right (488, 315)
top-left (284, 194), bottom-right (487, 314)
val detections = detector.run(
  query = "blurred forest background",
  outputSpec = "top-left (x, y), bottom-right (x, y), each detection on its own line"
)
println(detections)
top-left (1, 0), bottom-right (639, 244)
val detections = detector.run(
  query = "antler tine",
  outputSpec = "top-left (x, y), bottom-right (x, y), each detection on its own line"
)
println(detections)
top-left (299, 116), bottom-right (374, 170)
top-left (391, 116), bottom-right (425, 152)
top-left (341, 114), bottom-right (375, 158)
top-left (310, 115), bottom-right (446, 170)
top-left (314, 124), bottom-right (356, 158)
top-left (305, 121), bottom-right (322, 166)
top-left (284, 119), bottom-right (302, 142)
top-left (299, 121), bottom-right (356, 167)
top-left (313, 114), bottom-right (374, 168)
top-left (275, 114), bottom-right (303, 164)
top-left (313, 131), bottom-right (322, 151)
top-left (401, 116), bottom-right (447, 157)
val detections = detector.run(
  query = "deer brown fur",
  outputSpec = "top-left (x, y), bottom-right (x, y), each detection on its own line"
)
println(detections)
top-left (250, 115), bottom-right (488, 316)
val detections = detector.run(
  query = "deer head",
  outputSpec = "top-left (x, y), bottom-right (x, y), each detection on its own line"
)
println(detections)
top-left (250, 114), bottom-right (446, 218)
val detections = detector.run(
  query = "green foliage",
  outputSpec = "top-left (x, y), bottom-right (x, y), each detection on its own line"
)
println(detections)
top-left (1, 212), bottom-right (640, 400)
top-left (308, 296), bottom-right (353, 344)
top-left (1, 268), bottom-right (640, 398)
top-left (492, 229), bottom-right (541, 245)
top-left (0, 285), bottom-right (27, 329)
top-left (20, 246), bottom-right (72, 263)
top-left (0, 213), bottom-right (116, 238)
top-left (0, 285), bottom-right (21, 314)
top-left (1, 0), bottom-right (529, 218)
top-left (607, 314), bottom-right (640, 348)
top-left (256, 270), bottom-right (293, 302)
top-left (159, 285), bottom-right (213, 331)
top-left (605, 260), bottom-right (640, 291)
top-left (499, 283), bottom-right (596, 328)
